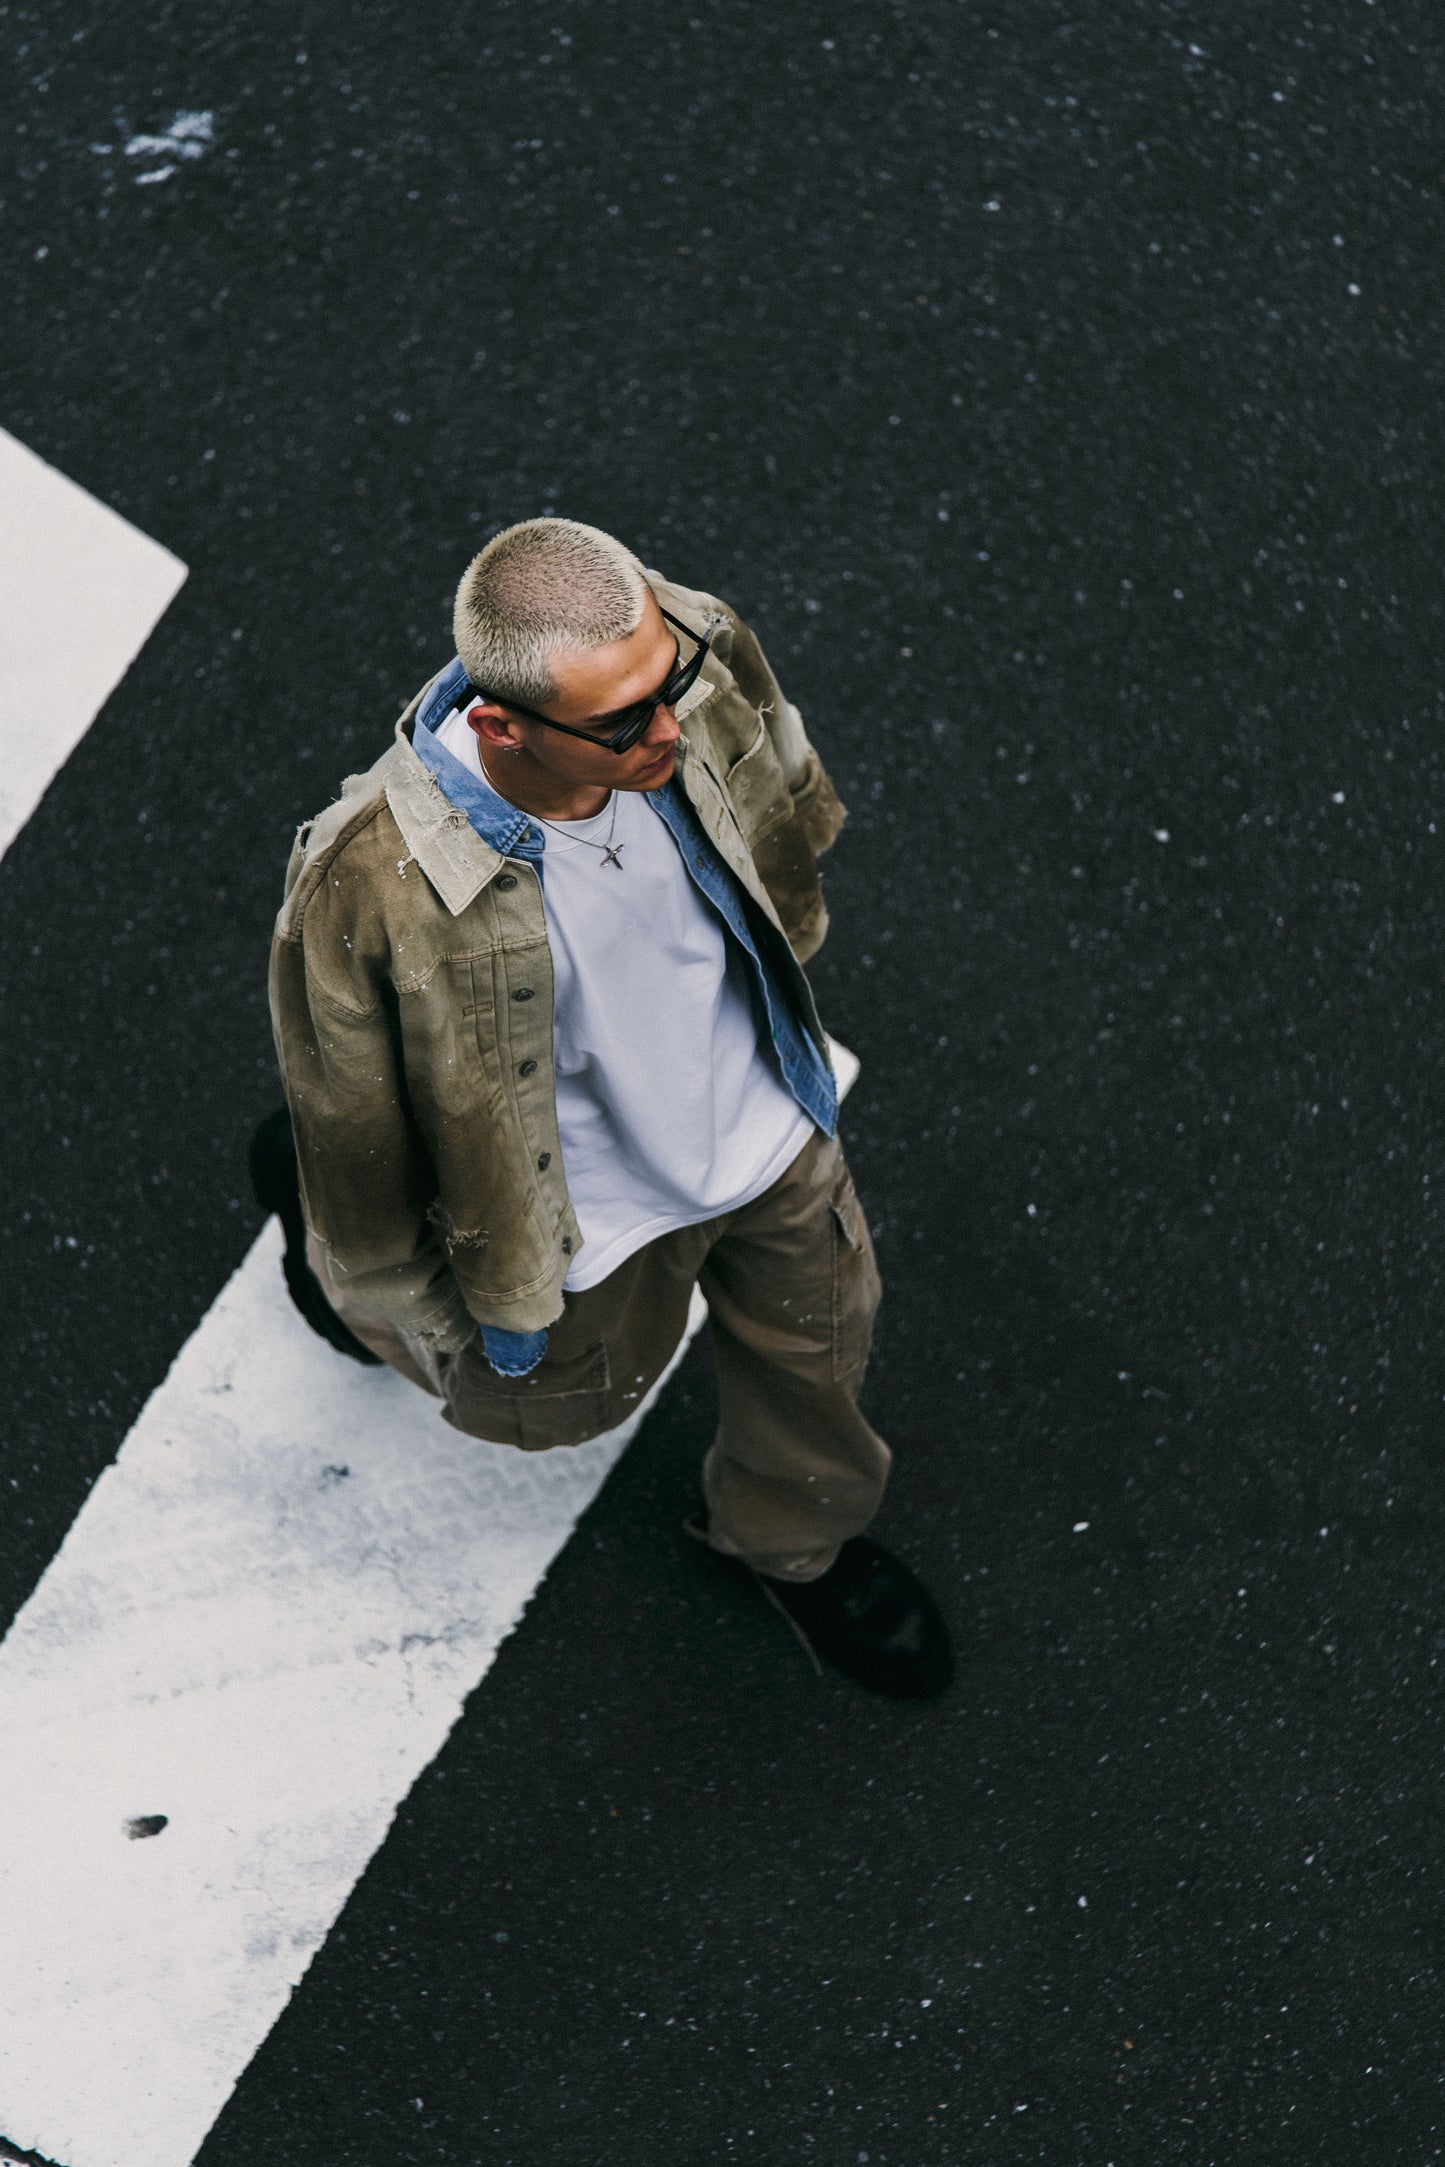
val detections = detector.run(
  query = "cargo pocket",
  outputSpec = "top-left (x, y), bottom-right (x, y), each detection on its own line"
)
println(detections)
top-left (828, 1167), bottom-right (882, 1381)
top-left (442, 1337), bottom-right (614, 1451)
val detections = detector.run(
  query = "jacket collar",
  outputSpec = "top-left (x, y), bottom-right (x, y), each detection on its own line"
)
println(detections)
top-left (384, 670), bottom-right (516, 917)
top-left (409, 659), bottom-right (543, 855)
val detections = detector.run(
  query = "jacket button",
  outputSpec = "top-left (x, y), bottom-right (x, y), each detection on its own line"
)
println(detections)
top-left (537, 1152), bottom-right (551, 1171)
top-left (495, 873), bottom-right (518, 891)
top-left (513, 986), bottom-right (535, 1001)
top-left (519, 1058), bottom-right (538, 1077)
top-left (561, 1236), bottom-right (573, 1255)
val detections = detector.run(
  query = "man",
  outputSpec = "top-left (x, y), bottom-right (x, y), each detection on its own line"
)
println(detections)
top-left (252, 518), bottom-right (951, 1698)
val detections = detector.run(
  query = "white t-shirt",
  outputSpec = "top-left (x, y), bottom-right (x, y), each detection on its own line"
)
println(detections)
top-left (434, 709), bottom-right (815, 1290)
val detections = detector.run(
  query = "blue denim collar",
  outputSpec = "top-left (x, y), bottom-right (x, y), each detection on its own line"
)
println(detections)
top-left (411, 658), bottom-right (544, 859)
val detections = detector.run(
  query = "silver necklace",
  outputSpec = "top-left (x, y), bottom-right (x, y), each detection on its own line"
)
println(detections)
top-left (482, 746), bottom-right (627, 869)
top-left (531, 792), bottom-right (625, 871)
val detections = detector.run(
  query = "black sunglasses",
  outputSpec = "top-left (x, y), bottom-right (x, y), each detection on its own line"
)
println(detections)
top-left (465, 606), bottom-right (709, 756)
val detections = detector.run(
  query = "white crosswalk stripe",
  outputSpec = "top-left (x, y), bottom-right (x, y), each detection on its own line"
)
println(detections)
top-left (0, 426), bottom-right (185, 864)
top-left (0, 1227), bottom-right (706, 2167)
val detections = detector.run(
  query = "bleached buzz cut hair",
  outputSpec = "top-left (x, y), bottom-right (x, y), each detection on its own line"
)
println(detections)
top-left (453, 517), bottom-right (649, 710)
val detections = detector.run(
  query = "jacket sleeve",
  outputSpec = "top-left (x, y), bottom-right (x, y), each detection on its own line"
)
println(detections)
top-left (723, 613), bottom-right (848, 862)
top-left (268, 859), bottom-right (478, 1360)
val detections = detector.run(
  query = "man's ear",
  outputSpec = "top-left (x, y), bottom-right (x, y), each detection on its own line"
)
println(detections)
top-left (466, 700), bottom-right (521, 752)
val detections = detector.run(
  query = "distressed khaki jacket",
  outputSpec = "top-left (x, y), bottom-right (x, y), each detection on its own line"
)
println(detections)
top-left (268, 572), bottom-right (847, 1356)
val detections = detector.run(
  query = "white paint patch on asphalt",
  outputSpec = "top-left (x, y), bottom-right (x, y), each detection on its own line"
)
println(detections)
top-left (121, 110), bottom-right (216, 185)
top-left (0, 1227), bottom-right (703, 2167)
top-left (0, 1042), bottom-right (856, 2167)
top-left (0, 427), bottom-right (186, 864)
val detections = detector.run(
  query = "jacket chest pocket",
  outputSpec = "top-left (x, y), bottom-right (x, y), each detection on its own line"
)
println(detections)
top-left (463, 954), bottom-right (508, 1117)
top-left (722, 712), bottom-right (790, 844)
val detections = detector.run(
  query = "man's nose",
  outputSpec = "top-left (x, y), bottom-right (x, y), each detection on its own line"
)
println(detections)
top-left (644, 703), bottom-right (681, 747)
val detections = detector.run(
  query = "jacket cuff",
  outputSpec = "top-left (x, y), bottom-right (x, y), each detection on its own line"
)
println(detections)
top-left (413, 1285), bottom-right (485, 1358)
top-left (789, 749), bottom-right (848, 858)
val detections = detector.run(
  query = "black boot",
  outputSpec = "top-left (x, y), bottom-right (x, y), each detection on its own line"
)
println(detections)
top-left (765, 1537), bottom-right (954, 1699)
top-left (688, 1515), bottom-right (954, 1700)
top-left (248, 1108), bottom-right (383, 1365)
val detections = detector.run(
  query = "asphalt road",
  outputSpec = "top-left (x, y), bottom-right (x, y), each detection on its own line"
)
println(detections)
top-left (4, 0), bottom-right (1444, 2160)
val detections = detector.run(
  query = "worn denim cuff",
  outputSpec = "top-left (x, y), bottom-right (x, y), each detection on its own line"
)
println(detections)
top-left (480, 1324), bottom-right (548, 1377)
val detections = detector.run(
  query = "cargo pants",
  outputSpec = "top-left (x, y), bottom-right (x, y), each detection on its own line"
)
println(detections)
top-left (309, 1127), bottom-right (889, 1582)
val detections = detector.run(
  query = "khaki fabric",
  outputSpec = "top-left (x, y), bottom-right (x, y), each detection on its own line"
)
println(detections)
top-left (269, 571), bottom-right (847, 1359)
top-left (311, 1129), bottom-right (888, 1582)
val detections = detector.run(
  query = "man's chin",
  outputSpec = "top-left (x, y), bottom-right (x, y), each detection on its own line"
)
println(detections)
top-left (628, 748), bottom-right (676, 789)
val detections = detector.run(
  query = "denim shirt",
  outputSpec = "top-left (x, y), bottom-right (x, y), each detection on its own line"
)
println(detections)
top-left (411, 658), bottom-right (838, 1375)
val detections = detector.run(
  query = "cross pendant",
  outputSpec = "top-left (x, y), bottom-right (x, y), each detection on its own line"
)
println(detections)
top-left (601, 844), bottom-right (625, 870)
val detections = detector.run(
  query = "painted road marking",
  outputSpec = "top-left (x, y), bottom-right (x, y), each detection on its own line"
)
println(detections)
top-left (0, 427), bottom-right (186, 864)
top-left (0, 1047), bottom-right (858, 2167)
top-left (0, 1226), bottom-right (705, 2167)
